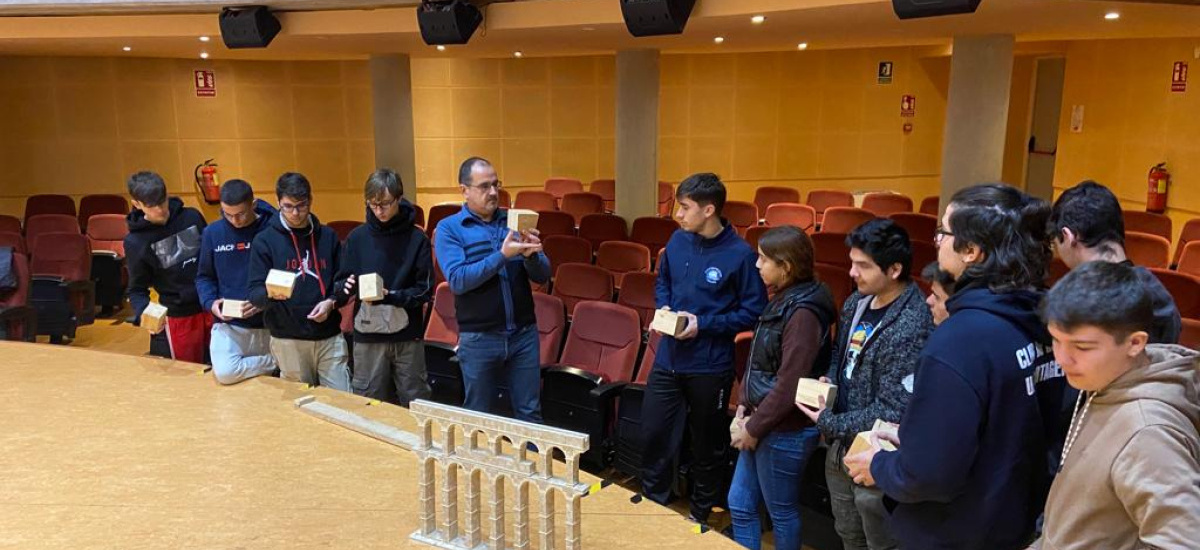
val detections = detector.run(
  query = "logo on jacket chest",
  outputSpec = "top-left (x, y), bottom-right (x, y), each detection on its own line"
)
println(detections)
top-left (285, 251), bottom-right (326, 277)
top-left (704, 266), bottom-right (723, 284)
top-left (214, 242), bottom-right (250, 253)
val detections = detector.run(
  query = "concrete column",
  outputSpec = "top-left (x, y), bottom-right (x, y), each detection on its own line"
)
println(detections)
top-left (940, 35), bottom-right (1015, 208)
top-left (614, 49), bottom-right (660, 221)
top-left (370, 54), bottom-right (418, 203)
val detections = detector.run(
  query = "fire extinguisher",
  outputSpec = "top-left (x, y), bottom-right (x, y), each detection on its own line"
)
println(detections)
top-left (194, 159), bottom-right (220, 205)
top-left (1147, 162), bottom-right (1171, 214)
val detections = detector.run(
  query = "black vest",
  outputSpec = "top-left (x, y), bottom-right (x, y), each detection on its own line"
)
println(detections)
top-left (744, 280), bottom-right (837, 407)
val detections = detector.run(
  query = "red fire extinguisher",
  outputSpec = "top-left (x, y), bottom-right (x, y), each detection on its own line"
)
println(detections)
top-left (194, 159), bottom-right (220, 205)
top-left (1147, 162), bottom-right (1171, 214)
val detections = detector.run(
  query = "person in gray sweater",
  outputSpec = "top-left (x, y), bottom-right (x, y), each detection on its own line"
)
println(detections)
top-left (798, 219), bottom-right (933, 550)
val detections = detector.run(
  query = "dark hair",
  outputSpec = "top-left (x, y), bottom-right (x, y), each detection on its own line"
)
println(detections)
top-left (220, 179), bottom-right (254, 206)
top-left (948, 183), bottom-right (1052, 291)
top-left (365, 168), bottom-right (403, 201)
top-left (921, 261), bottom-right (956, 294)
top-left (275, 172), bottom-right (312, 201)
top-left (126, 171), bottom-right (167, 206)
top-left (1042, 260), bottom-right (1154, 340)
top-left (846, 218), bottom-right (913, 281)
top-left (757, 225), bottom-right (815, 287)
top-left (1048, 180), bottom-right (1124, 252)
top-left (675, 172), bottom-right (726, 216)
top-left (458, 157), bottom-right (491, 186)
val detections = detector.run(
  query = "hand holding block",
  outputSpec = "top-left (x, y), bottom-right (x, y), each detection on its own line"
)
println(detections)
top-left (507, 209), bottom-right (539, 233)
top-left (221, 299), bottom-right (248, 319)
top-left (847, 425), bottom-right (899, 457)
top-left (651, 309), bottom-right (687, 337)
top-left (795, 378), bottom-right (838, 409)
top-left (358, 273), bottom-right (386, 302)
top-left (872, 419), bottom-right (900, 440)
top-left (140, 302), bottom-right (168, 333)
top-left (266, 269), bottom-right (298, 300)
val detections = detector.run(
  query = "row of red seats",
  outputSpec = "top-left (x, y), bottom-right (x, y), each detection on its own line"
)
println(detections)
top-left (2, 193), bottom-right (129, 232)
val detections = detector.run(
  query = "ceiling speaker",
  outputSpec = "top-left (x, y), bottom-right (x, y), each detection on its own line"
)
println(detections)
top-left (417, 0), bottom-right (483, 45)
top-left (892, 0), bottom-right (982, 19)
top-left (620, 0), bottom-right (697, 37)
top-left (219, 6), bottom-right (281, 49)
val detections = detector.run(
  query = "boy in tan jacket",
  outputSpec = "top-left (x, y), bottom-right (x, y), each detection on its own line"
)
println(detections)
top-left (1033, 261), bottom-right (1200, 550)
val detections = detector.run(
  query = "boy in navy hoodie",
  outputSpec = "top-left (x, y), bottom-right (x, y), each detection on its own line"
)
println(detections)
top-left (641, 172), bottom-right (768, 524)
top-left (195, 179), bottom-right (278, 385)
top-left (845, 184), bottom-right (1062, 550)
top-left (247, 172), bottom-right (350, 391)
top-left (124, 171), bottom-right (209, 363)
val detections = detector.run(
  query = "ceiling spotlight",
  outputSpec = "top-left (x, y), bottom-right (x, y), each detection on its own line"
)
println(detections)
top-left (1104, 11), bottom-right (1120, 20)
top-left (797, 42), bottom-right (808, 50)
top-left (199, 36), bottom-right (210, 42)
top-left (514, 51), bottom-right (523, 58)
top-left (122, 46), bottom-right (132, 52)
top-left (436, 45), bottom-right (446, 51)
top-left (200, 52), bottom-right (209, 59)
top-left (751, 15), bottom-right (765, 24)
top-left (714, 36), bottom-right (725, 44)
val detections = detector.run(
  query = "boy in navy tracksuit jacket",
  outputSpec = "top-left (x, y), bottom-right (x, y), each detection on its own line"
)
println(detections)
top-left (195, 180), bottom-right (278, 385)
top-left (641, 173), bottom-right (768, 524)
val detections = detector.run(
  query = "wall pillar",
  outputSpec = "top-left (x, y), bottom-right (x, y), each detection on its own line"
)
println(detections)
top-left (370, 54), bottom-right (418, 203)
top-left (614, 49), bottom-right (660, 221)
top-left (940, 35), bottom-right (1016, 209)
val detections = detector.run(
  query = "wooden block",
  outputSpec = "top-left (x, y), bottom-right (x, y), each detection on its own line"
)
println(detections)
top-left (221, 299), bottom-right (247, 319)
top-left (358, 273), bottom-right (386, 302)
top-left (872, 419), bottom-right (900, 439)
top-left (651, 309), bottom-right (686, 337)
top-left (795, 378), bottom-right (838, 409)
top-left (266, 269), bottom-right (297, 300)
top-left (847, 425), bottom-right (899, 456)
top-left (507, 209), bottom-right (539, 233)
top-left (140, 302), bottom-right (168, 333)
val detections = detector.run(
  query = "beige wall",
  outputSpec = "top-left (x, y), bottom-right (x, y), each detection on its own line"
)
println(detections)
top-left (1055, 37), bottom-right (1200, 243)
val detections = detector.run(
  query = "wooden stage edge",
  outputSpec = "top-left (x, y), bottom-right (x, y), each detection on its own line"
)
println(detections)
top-left (0, 341), bottom-right (738, 550)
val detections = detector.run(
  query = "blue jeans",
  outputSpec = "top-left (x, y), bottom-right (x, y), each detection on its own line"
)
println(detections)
top-left (728, 426), bottom-right (820, 550)
top-left (456, 324), bottom-right (542, 423)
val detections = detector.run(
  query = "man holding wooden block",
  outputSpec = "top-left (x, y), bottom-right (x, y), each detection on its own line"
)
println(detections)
top-left (247, 172), bottom-right (351, 391)
top-left (336, 168), bottom-right (433, 405)
top-left (196, 179), bottom-right (278, 385)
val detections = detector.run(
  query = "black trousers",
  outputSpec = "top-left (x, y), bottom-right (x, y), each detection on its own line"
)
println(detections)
top-left (639, 367), bottom-right (733, 521)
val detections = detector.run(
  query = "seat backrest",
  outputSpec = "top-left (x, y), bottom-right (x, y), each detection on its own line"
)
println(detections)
top-left (764, 203), bottom-right (816, 232)
top-left (78, 194), bottom-right (129, 230)
top-left (551, 263), bottom-right (614, 317)
top-left (815, 262), bottom-right (854, 312)
top-left (30, 232), bottom-right (91, 281)
top-left (544, 178), bottom-right (584, 201)
top-left (339, 297), bottom-right (356, 335)
top-left (888, 212), bottom-right (938, 244)
top-left (424, 282), bottom-right (459, 346)
top-left (426, 204), bottom-right (461, 236)
top-left (630, 217), bottom-right (678, 256)
top-left (326, 220), bottom-right (361, 242)
top-left (596, 241), bottom-right (651, 288)
top-left (497, 188), bottom-right (512, 209)
top-left (86, 214), bottom-right (129, 257)
top-left (1181, 317), bottom-right (1200, 350)
top-left (1123, 210), bottom-right (1172, 241)
top-left (635, 330), bottom-right (662, 384)
top-left (911, 240), bottom-right (938, 275)
top-left (1046, 256), bottom-right (1070, 288)
top-left (0, 214), bottom-right (20, 234)
top-left (723, 201), bottom-right (758, 236)
top-left (25, 194), bottom-right (76, 225)
top-left (413, 203), bottom-right (426, 227)
top-left (0, 250), bottom-right (31, 308)
top-left (616, 271), bottom-right (657, 330)
top-left (1125, 231), bottom-right (1170, 269)
top-left (536, 210), bottom-right (577, 238)
top-left (821, 207), bottom-right (876, 234)
top-left (743, 225), bottom-right (770, 252)
top-left (533, 292), bottom-right (567, 364)
top-left (558, 301), bottom-right (641, 383)
top-left (578, 213), bottom-right (629, 250)
top-left (542, 235), bottom-right (593, 277)
top-left (657, 182), bottom-right (675, 217)
top-left (26, 214), bottom-right (82, 252)
top-left (515, 190), bottom-right (558, 212)
top-left (729, 331), bottom-right (753, 412)
top-left (807, 190), bottom-right (854, 217)
top-left (1148, 268), bottom-right (1200, 319)
top-left (1174, 218), bottom-right (1200, 266)
top-left (919, 195), bottom-right (940, 216)
top-left (754, 186), bottom-right (801, 218)
top-left (590, 179), bottom-right (616, 211)
top-left (560, 192), bottom-right (605, 225)
top-left (811, 232), bottom-right (851, 269)
top-left (0, 232), bottom-right (26, 256)
top-left (862, 192), bottom-right (914, 216)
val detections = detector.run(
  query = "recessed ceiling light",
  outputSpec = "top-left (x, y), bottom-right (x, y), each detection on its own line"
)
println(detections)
top-left (797, 42), bottom-right (809, 50)
top-left (1104, 11), bottom-right (1120, 20)
top-left (436, 45), bottom-right (446, 51)
top-left (122, 46), bottom-right (132, 52)
top-left (514, 51), bottom-right (523, 58)
top-left (751, 15), bottom-right (766, 24)
top-left (199, 36), bottom-right (210, 42)
top-left (714, 36), bottom-right (725, 44)
top-left (200, 52), bottom-right (209, 59)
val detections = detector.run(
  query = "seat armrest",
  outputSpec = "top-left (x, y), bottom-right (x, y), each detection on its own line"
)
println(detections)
top-left (591, 381), bottom-right (628, 401)
top-left (542, 364), bottom-right (604, 386)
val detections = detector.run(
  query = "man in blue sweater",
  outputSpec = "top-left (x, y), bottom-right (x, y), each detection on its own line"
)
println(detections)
top-left (195, 179), bottom-right (278, 385)
top-left (434, 157), bottom-right (549, 422)
top-left (641, 173), bottom-right (768, 525)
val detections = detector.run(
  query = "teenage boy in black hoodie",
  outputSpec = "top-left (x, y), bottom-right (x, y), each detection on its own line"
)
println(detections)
top-left (247, 172), bottom-right (350, 391)
top-left (124, 171), bottom-right (209, 363)
top-left (845, 184), bottom-right (1063, 550)
top-left (336, 168), bottom-right (433, 405)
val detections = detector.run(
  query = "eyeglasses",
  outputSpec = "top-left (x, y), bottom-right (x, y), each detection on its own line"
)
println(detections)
top-left (279, 201), bottom-right (310, 213)
top-left (935, 226), bottom-right (954, 242)
top-left (467, 180), bottom-right (502, 193)
top-left (366, 198), bottom-right (399, 210)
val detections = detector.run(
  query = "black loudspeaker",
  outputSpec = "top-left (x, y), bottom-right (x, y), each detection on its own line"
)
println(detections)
top-left (620, 0), bottom-right (697, 37)
top-left (219, 6), bottom-right (282, 49)
top-left (891, 0), bottom-right (982, 19)
top-left (417, 0), bottom-right (483, 45)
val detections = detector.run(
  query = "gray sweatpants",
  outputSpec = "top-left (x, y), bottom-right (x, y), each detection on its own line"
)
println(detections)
top-left (209, 323), bottom-right (277, 385)
top-left (825, 439), bottom-right (899, 550)
top-left (269, 334), bottom-right (351, 392)
top-left (351, 340), bottom-right (431, 406)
